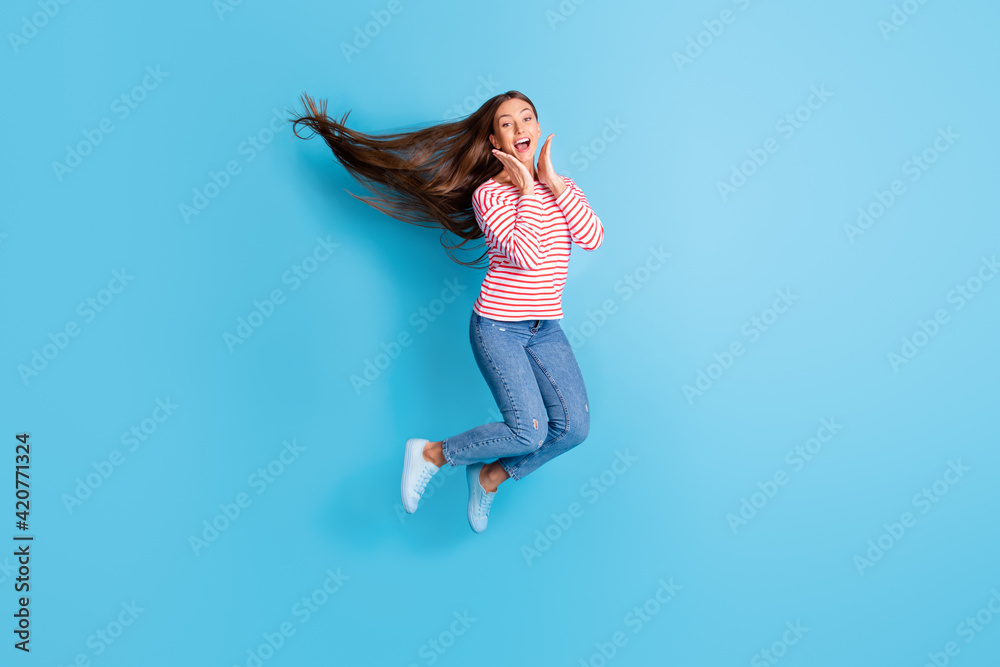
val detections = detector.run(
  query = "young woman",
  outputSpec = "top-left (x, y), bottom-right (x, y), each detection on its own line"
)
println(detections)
top-left (291, 90), bottom-right (604, 533)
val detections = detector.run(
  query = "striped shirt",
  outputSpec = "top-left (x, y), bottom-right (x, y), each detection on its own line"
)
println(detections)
top-left (471, 175), bottom-right (604, 321)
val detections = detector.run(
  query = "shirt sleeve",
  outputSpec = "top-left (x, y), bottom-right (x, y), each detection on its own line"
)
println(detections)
top-left (473, 185), bottom-right (548, 270)
top-left (553, 176), bottom-right (604, 251)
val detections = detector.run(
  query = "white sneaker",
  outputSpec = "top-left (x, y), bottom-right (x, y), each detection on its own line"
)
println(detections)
top-left (401, 438), bottom-right (441, 513)
top-left (466, 463), bottom-right (496, 533)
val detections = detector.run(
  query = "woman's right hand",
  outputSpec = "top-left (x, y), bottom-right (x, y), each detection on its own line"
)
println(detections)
top-left (491, 149), bottom-right (535, 195)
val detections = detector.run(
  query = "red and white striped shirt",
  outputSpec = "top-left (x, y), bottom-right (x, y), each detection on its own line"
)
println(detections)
top-left (471, 175), bottom-right (604, 321)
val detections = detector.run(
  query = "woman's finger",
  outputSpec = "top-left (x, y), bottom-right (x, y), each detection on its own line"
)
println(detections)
top-left (494, 150), bottom-right (520, 171)
top-left (491, 148), bottom-right (532, 188)
top-left (492, 150), bottom-right (515, 170)
top-left (538, 135), bottom-right (554, 170)
top-left (538, 134), bottom-right (553, 159)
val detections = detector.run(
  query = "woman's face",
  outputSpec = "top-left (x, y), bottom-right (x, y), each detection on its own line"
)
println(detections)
top-left (490, 98), bottom-right (540, 172)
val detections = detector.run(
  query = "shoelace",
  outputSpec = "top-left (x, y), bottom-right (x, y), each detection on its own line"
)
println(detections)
top-left (414, 465), bottom-right (435, 496)
top-left (477, 490), bottom-right (495, 518)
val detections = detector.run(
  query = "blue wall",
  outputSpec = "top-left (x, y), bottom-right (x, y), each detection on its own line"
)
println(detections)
top-left (2, 0), bottom-right (998, 665)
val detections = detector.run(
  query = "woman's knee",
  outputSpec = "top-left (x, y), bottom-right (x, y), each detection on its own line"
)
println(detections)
top-left (566, 402), bottom-right (591, 445)
top-left (510, 416), bottom-right (546, 454)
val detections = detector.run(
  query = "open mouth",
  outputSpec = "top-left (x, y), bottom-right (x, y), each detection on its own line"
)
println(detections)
top-left (513, 137), bottom-right (531, 153)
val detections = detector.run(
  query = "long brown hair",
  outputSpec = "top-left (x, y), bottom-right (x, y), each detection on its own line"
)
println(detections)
top-left (289, 90), bottom-right (537, 268)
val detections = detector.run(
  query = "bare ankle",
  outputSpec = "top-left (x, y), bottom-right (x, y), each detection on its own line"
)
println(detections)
top-left (423, 441), bottom-right (446, 467)
top-left (480, 462), bottom-right (509, 492)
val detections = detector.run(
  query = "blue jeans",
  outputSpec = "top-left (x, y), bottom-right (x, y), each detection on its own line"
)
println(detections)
top-left (441, 311), bottom-right (591, 480)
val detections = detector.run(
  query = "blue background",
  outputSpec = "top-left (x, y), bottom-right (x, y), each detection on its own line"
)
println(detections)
top-left (1, 0), bottom-right (998, 665)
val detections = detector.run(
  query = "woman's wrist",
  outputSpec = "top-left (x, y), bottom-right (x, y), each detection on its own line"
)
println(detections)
top-left (544, 175), bottom-right (567, 198)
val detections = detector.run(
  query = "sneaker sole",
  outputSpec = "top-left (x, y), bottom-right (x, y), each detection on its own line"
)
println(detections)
top-left (401, 438), bottom-right (427, 514)
top-left (466, 464), bottom-right (486, 533)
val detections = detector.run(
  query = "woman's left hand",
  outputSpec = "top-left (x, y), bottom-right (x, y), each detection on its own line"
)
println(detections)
top-left (536, 134), bottom-right (566, 197)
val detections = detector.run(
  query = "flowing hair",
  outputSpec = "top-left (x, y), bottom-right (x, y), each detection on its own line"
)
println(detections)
top-left (289, 90), bottom-right (537, 269)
